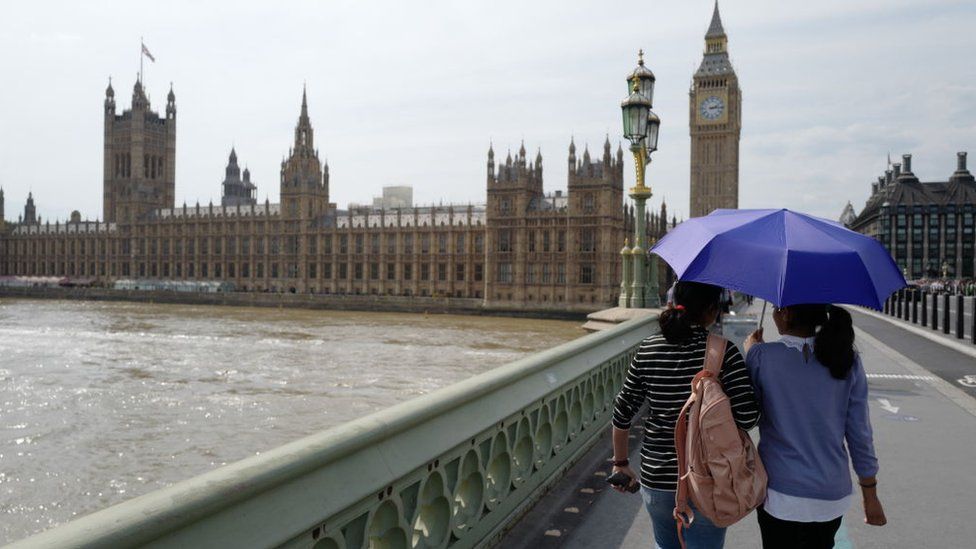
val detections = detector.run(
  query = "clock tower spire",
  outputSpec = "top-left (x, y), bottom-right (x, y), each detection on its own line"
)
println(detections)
top-left (689, 1), bottom-right (741, 217)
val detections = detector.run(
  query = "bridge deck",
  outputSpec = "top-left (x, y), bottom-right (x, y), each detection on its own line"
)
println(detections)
top-left (504, 301), bottom-right (976, 549)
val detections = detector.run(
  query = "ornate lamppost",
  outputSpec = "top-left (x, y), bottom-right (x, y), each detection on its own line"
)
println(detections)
top-left (620, 50), bottom-right (662, 308)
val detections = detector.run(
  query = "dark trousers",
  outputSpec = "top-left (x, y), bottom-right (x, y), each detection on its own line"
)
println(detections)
top-left (757, 506), bottom-right (843, 549)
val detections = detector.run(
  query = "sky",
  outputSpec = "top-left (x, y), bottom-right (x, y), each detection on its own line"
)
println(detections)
top-left (0, 0), bottom-right (974, 223)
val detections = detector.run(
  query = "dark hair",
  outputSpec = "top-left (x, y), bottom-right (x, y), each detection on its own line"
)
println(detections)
top-left (788, 304), bottom-right (856, 379)
top-left (659, 281), bottom-right (723, 343)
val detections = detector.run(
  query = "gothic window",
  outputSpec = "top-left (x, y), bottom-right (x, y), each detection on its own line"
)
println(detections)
top-left (339, 234), bottom-right (348, 254)
top-left (438, 234), bottom-right (447, 254)
top-left (474, 263), bottom-right (483, 282)
top-left (498, 230), bottom-right (512, 252)
top-left (242, 262), bottom-right (250, 278)
top-left (370, 263), bottom-right (379, 280)
top-left (387, 263), bottom-right (395, 280)
top-left (583, 193), bottom-right (595, 213)
top-left (557, 264), bottom-right (566, 284)
top-left (286, 263), bottom-right (297, 278)
top-left (322, 263), bottom-right (331, 279)
top-left (404, 263), bottom-right (412, 280)
top-left (455, 263), bottom-right (464, 281)
top-left (456, 234), bottom-right (465, 254)
top-left (404, 233), bottom-right (414, 255)
top-left (271, 263), bottom-right (279, 278)
top-left (421, 234), bottom-right (430, 254)
top-left (557, 230), bottom-right (566, 252)
top-left (371, 234), bottom-right (380, 254)
top-left (387, 235), bottom-right (396, 255)
top-left (421, 263), bottom-right (430, 281)
top-left (580, 228), bottom-right (596, 252)
top-left (474, 234), bottom-right (484, 254)
top-left (579, 264), bottom-right (595, 284)
top-left (355, 234), bottom-right (364, 254)
top-left (542, 231), bottom-right (551, 252)
top-left (528, 231), bottom-right (535, 252)
top-left (501, 198), bottom-right (511, 214)
top-left (497, 263), bottom-right (513, 283)
top-left (438, 263), bottom-right (447, 281)
top-left (526, 264), bottom-right (536, 284)
top-left (339, 263), bottom-right (347, 279)
top-left (308, 263), bottom-right (316, 279)
top-left (354, 263), bottom-right (363, 280)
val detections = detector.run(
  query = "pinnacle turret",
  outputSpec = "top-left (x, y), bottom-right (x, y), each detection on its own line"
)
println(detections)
top-left (706, 1), bottom-right (726, 38)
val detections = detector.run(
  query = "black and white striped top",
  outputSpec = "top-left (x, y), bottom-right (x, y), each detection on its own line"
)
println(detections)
top-left (612, 327), bottom-right (760, 491)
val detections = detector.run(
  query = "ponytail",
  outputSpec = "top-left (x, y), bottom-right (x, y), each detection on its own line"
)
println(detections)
top-left (659, 281), bottom-right (722, 343)
top-left (813, 305), bottom-right (856, 379)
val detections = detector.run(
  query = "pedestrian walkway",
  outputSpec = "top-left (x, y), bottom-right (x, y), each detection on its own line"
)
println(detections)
top-left (553, 301), bottom-right (976, 549)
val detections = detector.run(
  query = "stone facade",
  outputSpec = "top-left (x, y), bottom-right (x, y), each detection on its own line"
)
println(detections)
top-left (846, 152), bottom-right (976, 279)
top-left (689, 2), bottom-right (741, 218)
top-left (0, 80), bottom-right (671, 312)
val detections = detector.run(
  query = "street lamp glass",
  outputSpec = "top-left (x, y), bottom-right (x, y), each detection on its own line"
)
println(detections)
top-left (621, 87), bottom-right (651, 146)
top-left (645, 110), bottom-right (661, 152)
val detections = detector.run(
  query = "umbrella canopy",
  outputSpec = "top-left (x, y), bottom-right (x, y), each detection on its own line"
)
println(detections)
top-left (651, 209), bottom-right (906, 309)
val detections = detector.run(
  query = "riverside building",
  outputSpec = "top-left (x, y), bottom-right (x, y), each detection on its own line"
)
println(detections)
top-left (845, 152), bottom-right (976, 279)
top-left (0, 79), bottom-right (672, 312)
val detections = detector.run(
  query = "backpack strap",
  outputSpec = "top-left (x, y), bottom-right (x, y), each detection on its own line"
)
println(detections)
top-left (704, 333), bottom-right (727, 376)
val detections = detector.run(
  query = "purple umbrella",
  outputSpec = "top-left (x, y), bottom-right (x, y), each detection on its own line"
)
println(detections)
top-left (650, 209), bottom-right (906, 309)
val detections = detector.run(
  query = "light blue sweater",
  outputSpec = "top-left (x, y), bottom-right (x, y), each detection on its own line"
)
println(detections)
top-left (746, 341), bottom-right (879, 500)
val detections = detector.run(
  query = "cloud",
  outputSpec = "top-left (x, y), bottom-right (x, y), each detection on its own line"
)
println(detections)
top-left (0, 0), bottom-right (973, 224)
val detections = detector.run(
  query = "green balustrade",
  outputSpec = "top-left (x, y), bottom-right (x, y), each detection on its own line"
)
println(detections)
top-left (10, 315), bottom-right (658, 549)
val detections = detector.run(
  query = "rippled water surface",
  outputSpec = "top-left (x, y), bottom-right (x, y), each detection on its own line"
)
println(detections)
top-left (0, 298), bottom-right (583, 543)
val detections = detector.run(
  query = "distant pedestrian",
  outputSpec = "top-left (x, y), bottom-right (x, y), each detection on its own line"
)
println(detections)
top-left (610, 281), bottom-right (760, 549)
top-left (744, 305), bottom-right (887, 548)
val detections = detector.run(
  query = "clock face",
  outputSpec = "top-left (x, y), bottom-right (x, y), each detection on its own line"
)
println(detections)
top-left (699, 95), bottom-right (725, 120)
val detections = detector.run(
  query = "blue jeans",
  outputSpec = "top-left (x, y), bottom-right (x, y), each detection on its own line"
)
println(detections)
top-left (641, 487), bottom-right (727, 549)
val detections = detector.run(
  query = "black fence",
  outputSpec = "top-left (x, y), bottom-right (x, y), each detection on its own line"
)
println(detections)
top-left (883, 289), bottom-right (976, 345)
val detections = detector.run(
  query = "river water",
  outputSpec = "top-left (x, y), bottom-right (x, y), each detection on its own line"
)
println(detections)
top-left (0, 298), bottom-right (583, 543)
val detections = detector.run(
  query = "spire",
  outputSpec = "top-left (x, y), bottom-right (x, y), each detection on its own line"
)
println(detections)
top-left (293, 86), bottom-right (314, 152)
top-left (569, 136), bottom-right (576, 155)
top-left (105, 77), bottom-right (114, 98)
top-left (488, 142), bottom-right (494, 159)
top-left (229, 147), bottom-right (237, 162)
top-left (706, 1), bottom-right (726, 38)
top-left (167, 82), bottom-right (175, 102)
top-left (519, 140), bottom-right (526, 158)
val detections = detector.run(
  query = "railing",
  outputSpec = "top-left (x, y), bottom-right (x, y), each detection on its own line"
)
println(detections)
top-left (9, 315), bottom-right (657, 549)
top-left (884, 289), bottom-right (975, 344)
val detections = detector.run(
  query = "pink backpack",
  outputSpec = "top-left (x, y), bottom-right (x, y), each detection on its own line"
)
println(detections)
top-left (673, 334), bottom-right (766, 544)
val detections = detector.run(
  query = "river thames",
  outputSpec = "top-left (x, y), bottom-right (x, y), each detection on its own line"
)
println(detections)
top-left (0, 298), bottom-right (583, 543)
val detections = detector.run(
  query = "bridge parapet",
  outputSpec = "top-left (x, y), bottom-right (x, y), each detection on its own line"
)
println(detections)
top-left (10, 315), bottom-right (657, 549)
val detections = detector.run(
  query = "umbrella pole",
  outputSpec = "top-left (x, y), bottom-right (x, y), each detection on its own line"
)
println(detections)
top-left (759, 300), bottom-right (767, 330)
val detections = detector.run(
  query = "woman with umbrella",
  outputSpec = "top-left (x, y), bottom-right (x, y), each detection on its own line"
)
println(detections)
top-left (652, 209), bottom-right (897, 548)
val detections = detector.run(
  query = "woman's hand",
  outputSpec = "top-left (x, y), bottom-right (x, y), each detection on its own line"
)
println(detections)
top-left (743, 327), bottom-right (764, 354)
top-left (610, 465), bottom-right (639, 493)
top-left (859, 478), bottom-right (887, 526)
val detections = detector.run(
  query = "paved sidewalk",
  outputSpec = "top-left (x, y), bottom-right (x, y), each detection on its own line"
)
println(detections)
top-left (560, 301), bottom-right (976, 548)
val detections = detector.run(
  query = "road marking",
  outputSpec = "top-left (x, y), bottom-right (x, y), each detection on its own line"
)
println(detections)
top-left (866, 373), bottom-right (934, 380)
top-left (959, 375), bottom-right (976, 388)
top-left (834, 522), bottom-right (854, 549)
top-left (855, 327), bottom-right (976, 418)
top-left (876, 398), bottom-right (900, 414)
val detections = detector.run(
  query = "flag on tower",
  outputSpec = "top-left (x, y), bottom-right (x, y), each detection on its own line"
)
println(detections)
top-left (142, 43), bottom-right (155, 63)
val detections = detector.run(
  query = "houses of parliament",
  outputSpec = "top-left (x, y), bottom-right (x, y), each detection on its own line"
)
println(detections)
top-left (0, 6), bottom-right (739, 312)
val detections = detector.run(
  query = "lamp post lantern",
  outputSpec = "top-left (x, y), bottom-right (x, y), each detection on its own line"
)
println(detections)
top-left (620, 50), bottom-right (662, 308)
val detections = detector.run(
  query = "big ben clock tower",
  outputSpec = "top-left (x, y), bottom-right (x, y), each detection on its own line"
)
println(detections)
top-left (690, 2), bottom-right (741, 218)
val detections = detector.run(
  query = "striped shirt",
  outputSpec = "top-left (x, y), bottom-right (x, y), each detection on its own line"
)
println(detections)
top-left (612, 327), bottom-right (761, 491)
